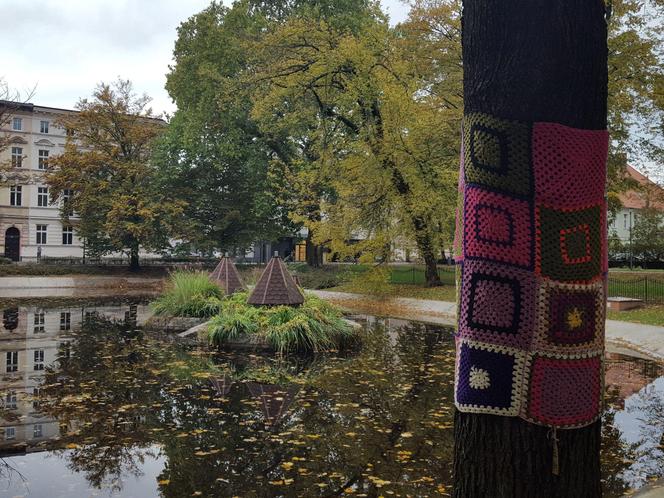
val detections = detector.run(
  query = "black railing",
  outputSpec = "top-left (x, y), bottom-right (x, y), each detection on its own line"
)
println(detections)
top-left (389, 266), bottom-right (664, 304)
top-left (607, 276), bottom-right (664, 304)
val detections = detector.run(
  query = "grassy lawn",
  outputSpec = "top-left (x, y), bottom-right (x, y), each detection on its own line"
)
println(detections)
top-left (607, 305), bottom-right (664, 327)
top-left (327, 282), bottom-right (457, 302)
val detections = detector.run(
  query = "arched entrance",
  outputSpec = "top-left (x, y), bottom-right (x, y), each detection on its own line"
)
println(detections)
top-left (4, 227), bottom-right (20, 261)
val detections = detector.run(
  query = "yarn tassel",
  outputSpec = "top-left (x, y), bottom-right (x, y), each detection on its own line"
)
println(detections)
top-left (551, 427), bottom-right (560, 476)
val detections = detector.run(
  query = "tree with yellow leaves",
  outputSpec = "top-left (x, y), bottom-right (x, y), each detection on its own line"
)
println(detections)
top-left (48, 80), bottom-right (186, 270)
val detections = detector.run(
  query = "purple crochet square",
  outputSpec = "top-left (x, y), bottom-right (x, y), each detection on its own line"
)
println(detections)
top-left (459, 260), bottom-right (536, 350)
top-left (455, 340), bottom-right (523, 416)
top-left (535, 281), bottom-right (604, 353)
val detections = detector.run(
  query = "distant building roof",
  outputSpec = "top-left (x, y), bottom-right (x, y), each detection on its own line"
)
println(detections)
top-left (247, 255), bottom-right (304, 306)
top-left (618, 165), bottom-right (664, 210)
top-left (209, 257), bottom-right (245, 295)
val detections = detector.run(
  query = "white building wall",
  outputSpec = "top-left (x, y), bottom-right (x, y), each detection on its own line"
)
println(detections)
top-left (1, 105), bottom-right (84, 261)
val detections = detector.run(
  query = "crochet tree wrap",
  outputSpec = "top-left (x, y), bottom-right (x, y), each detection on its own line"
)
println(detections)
top-left (454, 112), bottom-right (608, 429)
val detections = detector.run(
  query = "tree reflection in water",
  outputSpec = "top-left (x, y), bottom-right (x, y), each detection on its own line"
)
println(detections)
top-left (0, 306), bottom-right (658, 497)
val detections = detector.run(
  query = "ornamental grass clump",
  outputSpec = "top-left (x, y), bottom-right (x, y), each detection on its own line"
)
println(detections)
top-left (151, 271), bottom-right (223, 318)
top-left (207, 292), bottom-right (355, 353)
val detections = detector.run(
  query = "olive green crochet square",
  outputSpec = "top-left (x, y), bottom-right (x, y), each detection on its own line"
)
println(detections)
top-left (463, 113), bottom-right (532, 197)
top-left (538, 205), bottom-right (602, 282)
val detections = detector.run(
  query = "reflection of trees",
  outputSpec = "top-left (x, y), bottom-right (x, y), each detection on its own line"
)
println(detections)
top-left (40, 316), bottom-right (458, 496)
top-left (602, 356), bottom-right (664, 495)
top-left (618, 378), bottom-right (664, 489)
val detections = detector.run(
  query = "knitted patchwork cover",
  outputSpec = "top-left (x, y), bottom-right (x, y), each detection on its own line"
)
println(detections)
top-left (454, 112), bottom-right (608, 429)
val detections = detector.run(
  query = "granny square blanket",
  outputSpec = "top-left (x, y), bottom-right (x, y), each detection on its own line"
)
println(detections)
top-left (454, 112), bottom-right (608, 429)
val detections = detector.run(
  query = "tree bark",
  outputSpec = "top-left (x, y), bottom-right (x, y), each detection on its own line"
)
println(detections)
top-left (454, 0), bottom-right (607, 496)
top-left (129, 244), bottom-right (140, 272)
top-left (413, 221), bottom-right (441, 287)
top-left (305, 229), bottom-right (323, 267)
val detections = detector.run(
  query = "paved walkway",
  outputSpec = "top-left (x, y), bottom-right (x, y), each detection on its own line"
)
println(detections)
top-left (311, 290), bottom-right (664, 361)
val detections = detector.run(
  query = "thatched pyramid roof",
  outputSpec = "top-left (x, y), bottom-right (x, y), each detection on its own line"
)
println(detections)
top-left (247, 255), bottom-right (304, 306)
top-left (209, 257), bottom-right (245, 295)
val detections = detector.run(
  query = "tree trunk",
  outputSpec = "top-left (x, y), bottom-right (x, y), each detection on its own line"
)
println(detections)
top-left (305, 230), bottom-right (323, 267)
top-left (129, 245), bottom-right (140, 272)
top-left (413, 222), bottom-right (441, 287)
top-left (454, 0), bottom-right (607, 496)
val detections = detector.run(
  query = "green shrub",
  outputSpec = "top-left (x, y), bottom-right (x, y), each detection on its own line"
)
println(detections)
top-left (151, 271), bottom-right (223, 318)
top-left (0, 257), bottom-right (12, 265)
top-left (207, 292), bottom-right (355, 353)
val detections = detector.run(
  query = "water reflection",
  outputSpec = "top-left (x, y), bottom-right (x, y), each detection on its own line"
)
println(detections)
top-left (0, 304), bottom-right (659, 497)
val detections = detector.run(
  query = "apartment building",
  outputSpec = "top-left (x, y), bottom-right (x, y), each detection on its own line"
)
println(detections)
top-left (0, 102), bottom-right (82, 261)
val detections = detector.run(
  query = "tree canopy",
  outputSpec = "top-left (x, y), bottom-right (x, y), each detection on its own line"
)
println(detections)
top-left (48, 79), bottom-right (185, 269)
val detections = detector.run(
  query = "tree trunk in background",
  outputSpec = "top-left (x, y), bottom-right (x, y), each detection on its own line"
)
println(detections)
top-left (129, 244), bottom-right (140, 272)
top-left (305, 230), bottom-right (323, 267)
top-left (413, 218), bottom-right (442, 287)
top-left (453, 1), bottom-right (607, 497)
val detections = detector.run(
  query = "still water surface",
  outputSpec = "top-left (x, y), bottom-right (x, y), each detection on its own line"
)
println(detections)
top-left (0, 302), bottom-right (661, 497)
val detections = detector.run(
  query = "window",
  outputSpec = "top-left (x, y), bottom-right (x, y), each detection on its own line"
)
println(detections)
top-left (4, 427), bottom-right (15, 440)
top-left (32, 387), bottom-right (41, 410)
top-left (37, 187), bottom-right (49, 207)
top-left (60, 311), bottom-right (71, 330)
top-left (40, 121), bottom-right (49, 134)
top-left (33, 424), bottom-right (43, 438)
top-left (36, 225), bottom-right (47, 245)
top-left (62, 226), bottom-right (73, 245)
top-left (4, 390), bottom-right (17, 410)
top-left (59, 341), bottom-right (71, 360)
top-left (624, 213), bottom-right (628, 229)
top-left (11, 147), bottom-right (22, 168)
top-left (33, 311), bottom-right (45, 333)
top-left (12, 118), bottom-right (22, 131)
top-left (38, 150), bottom-right (49, 169)
top-left (10, 186), bottom-right (22, 206)
top-left (33, 349), bottom-right (44, 370)
top-left (62, 189), bottom-right (73, 202)
top-left (6, 351), bottom-right (18, 372)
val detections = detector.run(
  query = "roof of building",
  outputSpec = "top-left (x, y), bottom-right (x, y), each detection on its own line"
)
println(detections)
top-left (618, 165), bottom-right (664, 210)
top-left (209, 257), bottom-right (245, 295)
top-left (247, 255), bottom-right (304, 306)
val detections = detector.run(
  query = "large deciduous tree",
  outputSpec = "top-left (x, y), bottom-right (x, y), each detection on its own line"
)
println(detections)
top-left (48, 80), bottom-right (185, 271)
top-left (453, 1), bottom-right (608, 496)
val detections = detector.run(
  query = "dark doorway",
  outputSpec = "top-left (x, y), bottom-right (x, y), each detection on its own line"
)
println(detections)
top-left (5, 227), bottom-right (20, 262)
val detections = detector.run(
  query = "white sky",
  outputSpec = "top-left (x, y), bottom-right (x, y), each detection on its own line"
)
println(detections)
top-left (0, 0), bottom-right (410, 116)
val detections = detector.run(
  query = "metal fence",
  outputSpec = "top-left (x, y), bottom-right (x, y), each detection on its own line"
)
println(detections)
top-left (607, 277), bottom-right (664, 304)
top-left (389, 266), bottom-right (664, 304)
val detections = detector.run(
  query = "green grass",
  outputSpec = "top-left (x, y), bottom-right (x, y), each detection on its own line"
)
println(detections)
top-left (207, 292), bottom-right (355, 353)
top-left (151, 271), bottom-right (223, 318)
top-left (607, 305), bottom-right (664, 327)
top-left (327, 282), bottom-right (456, 302)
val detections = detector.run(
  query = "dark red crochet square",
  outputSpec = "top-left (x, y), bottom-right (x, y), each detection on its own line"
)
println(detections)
top-left (532, 123), bottom-right (608, 209)
top-left (465, 186), bottom-right (533, 269)
top-left (527, 355), bottom-right (602, 427)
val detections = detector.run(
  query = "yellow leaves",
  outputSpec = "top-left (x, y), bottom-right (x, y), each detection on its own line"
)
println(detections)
top-left (269, 479), bottom-right (294, 486)
top-left (65, 443), bottom-right (79, 449)
top-left (158, 479), bottom-right (170, 486)
top-left (281, 462), bottom-right (294, 470)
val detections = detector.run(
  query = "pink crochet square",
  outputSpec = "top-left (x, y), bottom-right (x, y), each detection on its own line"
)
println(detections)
top-left (464, 186), bottom-right (533, 269)
top-left (526, 355), bottom-right (602, 427)
top-left (532, 123), bottom-right (608, 209)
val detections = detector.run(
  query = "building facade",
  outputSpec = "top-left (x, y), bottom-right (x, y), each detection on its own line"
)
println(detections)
top-left (608, 165), bottom-right (664, 248)
top-left (0, 102), bottom-right (82, 261)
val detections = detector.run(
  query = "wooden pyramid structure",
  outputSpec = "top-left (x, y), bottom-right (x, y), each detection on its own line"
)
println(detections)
top-left (209, 257), bottom-right (245, 295)
top-left (247, 254), bottom-right (304, 306)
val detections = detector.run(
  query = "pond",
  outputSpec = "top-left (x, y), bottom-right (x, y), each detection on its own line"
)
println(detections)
top-left (0, 300), bottom-right (661, 497)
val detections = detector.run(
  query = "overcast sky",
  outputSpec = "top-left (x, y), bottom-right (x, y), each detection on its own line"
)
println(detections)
top-left (0, 0), bottom-right (409, 116)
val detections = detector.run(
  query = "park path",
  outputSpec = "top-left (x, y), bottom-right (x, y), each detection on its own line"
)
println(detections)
top-left (310, 290), bottom-right (664, 361)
